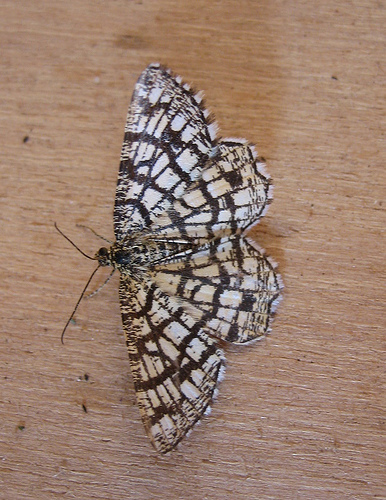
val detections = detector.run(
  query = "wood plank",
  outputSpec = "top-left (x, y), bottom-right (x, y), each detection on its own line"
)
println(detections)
top-left (1, 1), bottom-right (384, 498)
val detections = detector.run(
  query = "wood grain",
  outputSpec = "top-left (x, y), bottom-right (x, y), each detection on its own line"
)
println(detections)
top-left (1, 1), bottom-right (384, 498)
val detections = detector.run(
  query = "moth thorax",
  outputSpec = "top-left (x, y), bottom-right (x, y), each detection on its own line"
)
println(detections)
top-left (110, 242), bottom-right (153, 274)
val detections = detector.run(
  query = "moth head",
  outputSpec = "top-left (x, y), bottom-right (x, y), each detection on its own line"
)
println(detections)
top-left (95, 246), bottom-right (111, 266)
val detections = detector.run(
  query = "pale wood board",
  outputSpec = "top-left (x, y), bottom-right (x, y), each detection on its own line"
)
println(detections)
top-left (0, 1), bottom-right (384, 499)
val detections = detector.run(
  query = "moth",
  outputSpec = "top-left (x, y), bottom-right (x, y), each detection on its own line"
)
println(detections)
top-left (62, 64), bottom-right (282, 454)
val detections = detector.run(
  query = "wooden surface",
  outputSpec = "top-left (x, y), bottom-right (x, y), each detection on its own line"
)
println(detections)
top-left (1, 1), bottom-right (384, 499)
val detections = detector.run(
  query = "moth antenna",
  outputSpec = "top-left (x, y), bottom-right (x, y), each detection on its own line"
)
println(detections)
top-left (61, 265), bottom-right (101, 344)
top-left (54, 222), bottom-right (96, 260)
